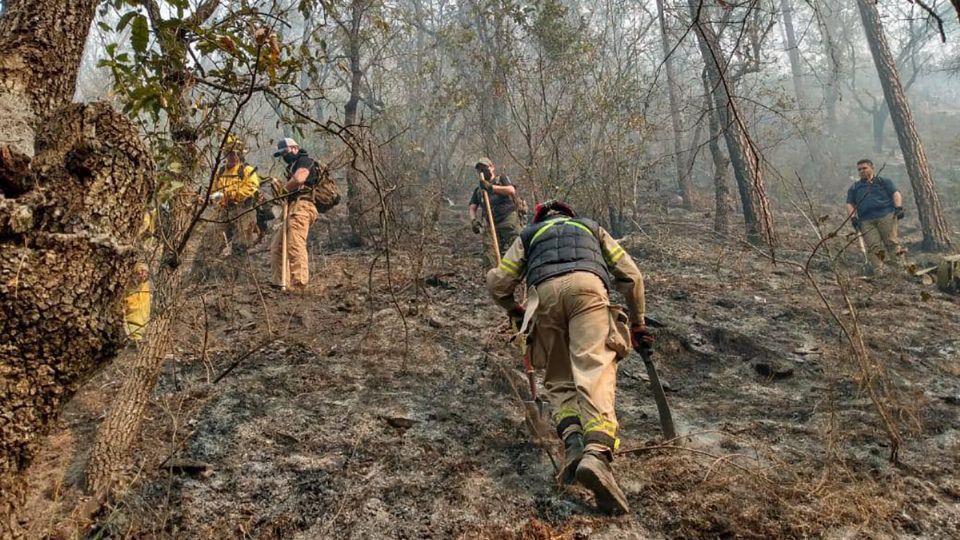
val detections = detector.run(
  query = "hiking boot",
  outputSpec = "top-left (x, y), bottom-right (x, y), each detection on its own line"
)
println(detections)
top-left (575, 451), bottom-right (630, 515)
top-left (557, 433), bottom-right (583, 486)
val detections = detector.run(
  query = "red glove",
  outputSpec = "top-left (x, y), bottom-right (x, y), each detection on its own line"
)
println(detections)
top-left (631, 324), bottom-right (654, 353)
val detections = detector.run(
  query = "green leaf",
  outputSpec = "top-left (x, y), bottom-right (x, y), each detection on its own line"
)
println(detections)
top-left (131, 14), bottom-right (149, 54)
top-left (116, 10), bottom-right (138, 33)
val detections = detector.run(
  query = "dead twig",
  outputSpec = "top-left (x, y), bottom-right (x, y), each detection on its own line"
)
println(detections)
top-left (212, 339), bottom-right (274, 384)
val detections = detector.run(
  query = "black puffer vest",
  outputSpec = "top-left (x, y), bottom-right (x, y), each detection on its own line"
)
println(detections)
top-left (520, 216), bottom-right (611, 289)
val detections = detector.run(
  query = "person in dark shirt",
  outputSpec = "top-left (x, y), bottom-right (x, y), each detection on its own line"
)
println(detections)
top-left (271, 137), bottom-right (321, 289)
top-left (468, 157), bottom-right (522, 265)
top-left (845, 159), bottom-right (906, 275)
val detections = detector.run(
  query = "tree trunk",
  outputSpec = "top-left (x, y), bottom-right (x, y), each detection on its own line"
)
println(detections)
top-left (780, 0), bottom-right (805, 107)
top-left (657, 0), bottom-right (693, 209)
top-left (704, 74), bottom-right (733, 234)
top-left (856, 0), bottom-right (951, 250)
top-left (85, 193), bottom-right (192, 497)
top-left (871, 104), bottom-right (887, 154)
top-left (343, 0), bottom-right (365, 246)
top-left (85, 0), bottom-right (218, 498)
top-left (0, 0), bottom-right (154, 532)
top-left (687, 0), bottom-right (776, 245)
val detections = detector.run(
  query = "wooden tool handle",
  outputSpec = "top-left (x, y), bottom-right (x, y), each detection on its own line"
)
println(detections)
top-left (478, 172), bottom-right (500, 267)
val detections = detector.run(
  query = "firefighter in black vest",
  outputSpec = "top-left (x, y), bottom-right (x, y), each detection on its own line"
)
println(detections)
top-left (271, 138), bottom-right (320, 289)
top-left (469, 157), bottom-right (522, 264)
top-left (486, 200), bottom-right (651, 515)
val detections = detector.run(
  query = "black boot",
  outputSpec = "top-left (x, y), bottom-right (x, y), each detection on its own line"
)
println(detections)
top-left (576, 450), bottom-right (630, 515)
top-left (556, 432), bottom-right (583, 485)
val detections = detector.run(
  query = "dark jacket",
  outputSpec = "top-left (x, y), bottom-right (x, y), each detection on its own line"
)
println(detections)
top-left (286, 150), bottom-right (319, 201)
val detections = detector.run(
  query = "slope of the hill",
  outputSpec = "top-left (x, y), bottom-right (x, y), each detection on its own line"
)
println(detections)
top-left (23, 204), bottom-right (960, 539)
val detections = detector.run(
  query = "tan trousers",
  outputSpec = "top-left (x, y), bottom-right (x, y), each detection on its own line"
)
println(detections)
top-left (271, 198), bottom-right (318, 287)
top-left (529, 271), bottom-right (620, 455)
top-left (861, 212), bottom-right (903, 272)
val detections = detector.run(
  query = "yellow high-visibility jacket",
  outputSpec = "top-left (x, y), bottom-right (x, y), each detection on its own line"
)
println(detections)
top-left (124, 279), bottom-right (152, 341)
top-left (214, 163), bottom-right (260, 204)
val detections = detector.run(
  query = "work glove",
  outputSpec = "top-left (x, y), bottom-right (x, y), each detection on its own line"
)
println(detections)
top-left (894, 207), bottom-right (905, 220)
top-left (508, 305), bottom-right (525, 330)
top-left (471, 217), bottom-right (482, 234)
top-left (631, 324), bottom-right (654, 354)
top-left (851, 217), bottom-right (861, 232)
top-left (479, 178), bottom-right (494, 194)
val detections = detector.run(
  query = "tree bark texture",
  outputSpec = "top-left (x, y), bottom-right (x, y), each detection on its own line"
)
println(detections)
top-left (0, 2), bottom-right (154, 533)
top-left (85, 194), bottom-right (190, 496)
top-left (0, 0), bottom-right (97, 158)
top-left (856, 0), bottom-right (951, 251)
top-left (687, 0), bottom-right (776, 245)
top-left (85, 0), bottom-right (218, 498)
top-left (657, 0), bottom-right (693, 209)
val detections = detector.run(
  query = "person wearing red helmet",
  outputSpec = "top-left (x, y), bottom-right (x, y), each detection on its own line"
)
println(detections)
top-left (486, 200), bottom-right (649, 515)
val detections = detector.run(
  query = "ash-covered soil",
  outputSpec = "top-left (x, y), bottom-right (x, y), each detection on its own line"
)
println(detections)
top-left (24, 205), bottom-right (960, 539)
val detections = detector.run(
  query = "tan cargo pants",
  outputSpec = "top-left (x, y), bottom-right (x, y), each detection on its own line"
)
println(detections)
top-left (528, 271), bottom-right (621, 456)
top-left (861, 212), bottom-right (904, 273)
top-left (271, 198), bottom-right (319, 288)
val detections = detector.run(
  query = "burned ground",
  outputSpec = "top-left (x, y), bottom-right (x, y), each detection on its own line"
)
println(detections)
top-left (23, 205), bottom-right (960, 539)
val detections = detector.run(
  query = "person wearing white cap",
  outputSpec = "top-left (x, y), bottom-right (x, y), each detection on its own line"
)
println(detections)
top-left (271, 137), bottom-right (320, 289)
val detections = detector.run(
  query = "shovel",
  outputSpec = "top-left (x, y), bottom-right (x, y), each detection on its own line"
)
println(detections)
top-left (514, 320), bottom-right (555, 447)
top-left (511, 318), bottom-right (559, 472)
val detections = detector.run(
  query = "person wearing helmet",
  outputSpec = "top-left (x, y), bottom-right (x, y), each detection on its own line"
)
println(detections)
top-left (485, 200), bottom-right (651, 515)
top-left (192, 136), bottom-right (261, 280)
top-left (468, 157), bottom-right (522, 265)
top-left (213, 137), bottom-right (261, 254)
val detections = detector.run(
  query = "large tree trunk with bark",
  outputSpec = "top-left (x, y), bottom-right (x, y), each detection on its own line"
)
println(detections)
top-left (85, 0), bottom-right (218, 498)
top-left (657, 0), bottom-right (693, 210)
top-left (856, 0), bottom-right (951, 251)
top-left (85, 193), bottom-right (192, 497)
top-left (0, 0), bottom-right (154, 533)
top-left (687, 0), bottom-right (776, 246)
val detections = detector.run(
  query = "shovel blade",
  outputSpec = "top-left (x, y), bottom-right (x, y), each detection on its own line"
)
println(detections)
top-left (522, 401), bottom-right (555, 447)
